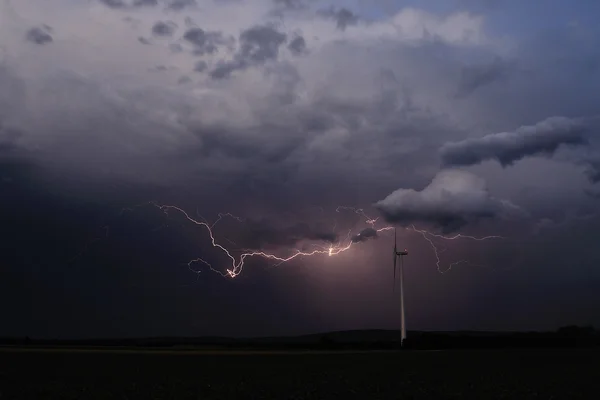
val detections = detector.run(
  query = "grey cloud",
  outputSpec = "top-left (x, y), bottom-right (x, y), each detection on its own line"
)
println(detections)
top-left (440, 117), bottom-right (588, 168)
top-left (209, 25), bottom-right (286, 79)
top-left (25, 28), bottom-right (53, 45)
top-left (166, 0), bottom-right (196, 10)
top-left (194, 60), bottom-right (208, 72)
top-left (134, 0), bottom-right (158, 5)
top-left (138, 37), bottom-right (152, 45)
top-left (177, 76), bottom-right (192, 84)
top-left (272, 0), bottom-right (307, 10)
top-left (318, 7), bottom-right (359, 30)
top-left (184, 17), bottom-right (197, 28)
top-left (239, 25), bottom-right (287, 63)
top-left (0, 123), bottom-right (23, 153)
top-left (351, 227), bottom-right (378, 243)
top-left (99, 0), bottom-right (127, 7)
top-left (183, 28), bottom-right (229, 55)
top-left (148, 65), bottom-right (168, 72)
top-left (579, 154), bottom-right (600, 183)
top-left (287, 36), bottom-right (306, 55)
top-left (232, 219), bottom-right (338, 250)
top-left (269, 0), bottom-right (309, 17)
top-left (374, 170), bottom-right (518, 233)
top-left (99, 0), bottom-right (157, 8)
top-left (457, 57), bottom-right (512, 97)
top-left (169, 43), bottom-right (183, 53)
top-left (152, 21), bottom-right (177, 37)
top-left (209, 60), bottom-right (242, 79)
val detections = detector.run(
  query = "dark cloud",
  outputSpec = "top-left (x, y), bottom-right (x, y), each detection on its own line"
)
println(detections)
top-left (374, 170), bottom-right (520, 233)
top-left (440, 117), bottom-right (589, 168)
top-left (148, 65), bottom-right (169, 72)
top-left (269, 0), bottom-right (310, 17)
top-left (579, 154), bottom-right (600, 183)
top-left (138, 37), bottom-right (152, 45)
top-left (152, 21), bottom-right (177, 37)
top-left (456, 57), bottom-right (512, 96)
top-left (177, 75), bottom-right (192, 84)
top-left (194, 60), bottom-right (208, 72)
top-left (318, 7), bottom-right (359, 30)
top-left (0, 123), bottom-right (23, 153)
top-left (134, 0), bottom-right (158, 5)
top-left (166, 0), bottom-right (197, 10)
top-left (183, 28), bottom-right (229, 55)
top-left (99, 0), bottom-right (127, 7)
top-left (209, 60), bottom-right (242, 79)
top-left (287, 36), bottom-right (306, 55)
top-left (228, 219), bottom-right (338, 250)
top-left (99, 0), bottom-right (158, 8)
top-left (351, 227), bottom-right (378, 243)
top-left (272, 0), bottom-right (307, 10)
top-left (25, 27), bottom-right (53, 45)
top-left (239, 25), bottom-right (287, 63)
top-left (209, 25), bottom-right (287, 79)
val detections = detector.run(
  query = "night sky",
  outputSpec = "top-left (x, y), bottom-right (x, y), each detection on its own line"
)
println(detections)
top-left (1, 0), bottom-right (600, 339)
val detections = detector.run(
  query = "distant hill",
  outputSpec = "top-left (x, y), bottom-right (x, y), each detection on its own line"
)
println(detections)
top-left (2, 326), bottom-right (598, 350)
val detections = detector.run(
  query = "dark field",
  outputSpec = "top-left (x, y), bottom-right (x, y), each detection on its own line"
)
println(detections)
top-left (1, 348), bottom-right (599, 399)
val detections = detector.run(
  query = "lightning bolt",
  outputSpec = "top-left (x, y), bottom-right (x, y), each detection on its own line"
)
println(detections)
top-left (154, 203), bottom-right (395, 278)
top-left (409, 225), bottom-right (504, 273)
top-left (71, 202), bottom-right (505, 279)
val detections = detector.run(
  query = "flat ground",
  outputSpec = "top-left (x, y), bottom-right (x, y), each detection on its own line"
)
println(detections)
top-left (1, 348), bottom-right (599, 399)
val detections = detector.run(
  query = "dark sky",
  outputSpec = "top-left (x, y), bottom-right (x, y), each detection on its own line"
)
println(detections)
top-left (1, 0), bottom-right (600, 339)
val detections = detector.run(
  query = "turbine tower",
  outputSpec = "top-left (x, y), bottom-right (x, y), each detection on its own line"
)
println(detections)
top-left (393, 228), bottom-right (409, 346)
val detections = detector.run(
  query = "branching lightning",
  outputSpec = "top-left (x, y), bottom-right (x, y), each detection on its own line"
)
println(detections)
top-left (409, 225), bottom-right (504, 273)
top-left (153, 203), bottom-right (394, 278)
top-left (72, 202), bottom-right (506, 279)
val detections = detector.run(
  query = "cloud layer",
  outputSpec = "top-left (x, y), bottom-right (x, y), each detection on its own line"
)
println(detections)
top-left (374, 170), bottom-right (519, 232)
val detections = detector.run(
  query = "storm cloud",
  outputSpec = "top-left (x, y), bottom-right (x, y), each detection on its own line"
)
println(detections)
top-left (375, 170), bottom-right (519, 233)
top-left (2, 0), bottom-right (600, 337)
top-left (440, 117), bottom-right (589, 168)
top-left (351, 227), bottom-right (378, 243)
top-left (233, 219), bottom-right (339, 250)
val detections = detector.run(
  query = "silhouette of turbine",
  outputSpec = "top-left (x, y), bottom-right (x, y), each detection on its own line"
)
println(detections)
top-left (393, 228), bottom-right (409, 346)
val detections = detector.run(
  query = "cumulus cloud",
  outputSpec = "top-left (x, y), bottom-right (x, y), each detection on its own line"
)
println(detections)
top-left (152, 21), bottom-right (177, 37)
top-left (318, 7), bottom-right (359, 31)
top-left (209, 25), bottom-right (287, 78)
top-left (440, 117), bottom-right (589, 168)
top-left (0, 0), bottom-right (599, 225)
top-left (374, 170), bottom-right (520, 232)
top-left (182, 28), bottom-right (229, 55)
top-left (287, 35), bottom-right (306, 55)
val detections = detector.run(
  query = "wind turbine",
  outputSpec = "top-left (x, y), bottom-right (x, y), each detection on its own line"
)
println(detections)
top-left (393, 228), bottom-right (409, 346)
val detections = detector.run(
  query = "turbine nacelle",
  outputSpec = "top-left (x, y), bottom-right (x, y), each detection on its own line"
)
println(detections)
top-left (396, 249), bottom-right (408, 256)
